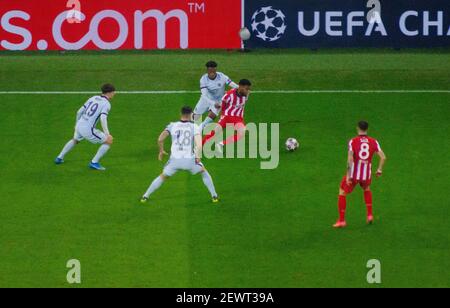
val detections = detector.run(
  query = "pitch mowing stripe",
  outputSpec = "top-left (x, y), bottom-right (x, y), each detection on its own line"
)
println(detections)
top-left (0, 90), bottom-right (448, 95)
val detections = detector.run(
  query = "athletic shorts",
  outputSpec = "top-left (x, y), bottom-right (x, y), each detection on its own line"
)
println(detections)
top-left (340, 175), bottom-right (371, 194)
top-left (74, 125), bottom-right (107, 144)
top-left (163, 158), bottom-right (204, 177)
top-left (194, 96), bottom-right (221, 116)
top-left (218, 116), bottom-right (245, 128)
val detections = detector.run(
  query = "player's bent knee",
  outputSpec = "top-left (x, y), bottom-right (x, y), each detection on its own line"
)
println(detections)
top-left (73, 139), bottom-right (80, 144)
top-left (339, 189), bottom-right (347, 196)
top-left (105, 136), bottom-right (113, 145)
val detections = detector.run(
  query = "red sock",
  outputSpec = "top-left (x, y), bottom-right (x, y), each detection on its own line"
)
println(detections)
top-left (202, 130), bottom-right (216, 145)
top-left (364, 191), bottom-right (373, 217)
top-left (338, 195), bottom-right (347, 222)
top-left (223, 133), bottom-right (243, 145)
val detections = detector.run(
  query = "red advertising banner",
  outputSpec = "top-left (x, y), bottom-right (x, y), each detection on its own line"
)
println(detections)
top-left (0, 0), bottom-right (243, 50)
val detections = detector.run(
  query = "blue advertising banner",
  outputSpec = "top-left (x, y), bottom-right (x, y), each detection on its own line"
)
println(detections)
top-left (244, 0), bottom-right (450, 48)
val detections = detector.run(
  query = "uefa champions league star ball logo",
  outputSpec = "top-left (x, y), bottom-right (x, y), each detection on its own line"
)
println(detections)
top-left (251, 6), bottom-right (287, 42)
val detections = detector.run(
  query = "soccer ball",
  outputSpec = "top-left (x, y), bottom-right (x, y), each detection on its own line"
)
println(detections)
top-left (239, 27), bottom-right (251, 41)
top-left (250, 6), bottom-right (287, 42)
top-left (285, 138), bottom-right (299, 152)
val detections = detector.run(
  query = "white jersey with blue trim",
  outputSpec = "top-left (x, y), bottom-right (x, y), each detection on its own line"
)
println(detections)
top-left (77, 95), bottom-right (111, 129)
top-left (165, 121), bottom-right (201, 159)
top-left (200, 72), bottom-right (232, 102)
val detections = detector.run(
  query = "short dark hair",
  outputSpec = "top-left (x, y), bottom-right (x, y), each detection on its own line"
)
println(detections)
top-left (239, 79), bottom-right (252, 86)
top-left (206, 61), bottom-right (218, 68)
top-left (101, 83), bottom-right (116, 94)
top-left (358, 121), bottom-right (369, 131)
top-left (181, 106), bottom-right (193, 115)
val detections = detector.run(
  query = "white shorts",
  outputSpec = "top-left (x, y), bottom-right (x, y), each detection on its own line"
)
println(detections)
top-left (163, 158), bottom-right (204, 177)
top-left (74, 126), bottom-right (107, 144)
top-left (194, 96), bottom-right (220, 116)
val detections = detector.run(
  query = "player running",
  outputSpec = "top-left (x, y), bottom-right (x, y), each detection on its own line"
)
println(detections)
top-left (54, 84), bottom-right (115, 171)
top-left (193, 61), bottom-right (238, 131)
top-left (333, 121), bottom-right (387, 228)
top-left (141, 106), bottom-right (219, 204)
top-left (202, 79), bottom-right (251, 152)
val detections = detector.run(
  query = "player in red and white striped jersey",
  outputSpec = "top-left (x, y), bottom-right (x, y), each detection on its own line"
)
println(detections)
top-left (333, 121), bottom-right (387, 228)
top-left (202, 79), bottom-right (251, 150)
top-left (222, 86), bottom-right (248, 118)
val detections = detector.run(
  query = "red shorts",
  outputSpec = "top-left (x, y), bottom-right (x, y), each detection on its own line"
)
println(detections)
top-left (340, 176), bottom-right (372, 194)
top-left (218, 116), bottom-right (245, 128)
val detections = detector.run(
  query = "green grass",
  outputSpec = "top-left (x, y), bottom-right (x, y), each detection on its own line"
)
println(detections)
top-left (0, 50), bottom-right (449, 288)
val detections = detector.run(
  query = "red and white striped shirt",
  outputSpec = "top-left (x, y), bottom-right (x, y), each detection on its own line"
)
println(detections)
top-left (348, 135), bottom-right (382, 181)
top-left (221, 89), bottom-right (248, 119)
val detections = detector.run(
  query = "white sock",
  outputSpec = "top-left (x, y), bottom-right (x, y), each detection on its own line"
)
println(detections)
top-left (200, 117), bottom-right (214, 131)
top-left (58, 140), bottom-right (77, 159)
top-left (201, 171), bottom-right (217, 198)
top-left (92, 144), bottom-right (110, 164)
top-left (144, 176), bottom-right (165, 198)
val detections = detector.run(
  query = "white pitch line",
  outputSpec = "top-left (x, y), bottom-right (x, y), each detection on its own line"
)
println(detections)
top-left (0, 90), bottom-right (448, 95)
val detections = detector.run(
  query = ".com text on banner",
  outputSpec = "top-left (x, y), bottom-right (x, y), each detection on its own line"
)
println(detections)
top-left (0, 0), bottom-right (242, 51)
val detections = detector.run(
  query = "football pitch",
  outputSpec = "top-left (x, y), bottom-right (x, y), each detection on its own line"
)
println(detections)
top-left (0, 49), bottom-right (449, 288)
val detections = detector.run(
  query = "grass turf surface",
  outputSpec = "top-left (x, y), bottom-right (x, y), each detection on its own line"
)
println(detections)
top-left (0, 50), bottom-right (449, 287)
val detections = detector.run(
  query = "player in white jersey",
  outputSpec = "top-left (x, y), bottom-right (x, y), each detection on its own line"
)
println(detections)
top-left (141, 106), bottom-right (219, 204)
top-left (55, 84), bottom-right (115, 171)
top-left (193, 61), bottom-right (238, 132)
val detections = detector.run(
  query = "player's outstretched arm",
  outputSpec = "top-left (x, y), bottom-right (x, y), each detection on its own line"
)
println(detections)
top-left (158, 130), bottom-right (170, 161)
top-left (200, 87), bottom-right (209, 98)
top-left (376, 150), bottom-right (387, 177)
top-left (75, 106), bottom-right (85, 126)
top-left (100, 114), bottom-right (110, 136)
top-left (194, 134), bottom-right (202, 163)
top-left (346, 151), bottom-right (354, 184)
top-left (228, 80), bottom-right (239, 89)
